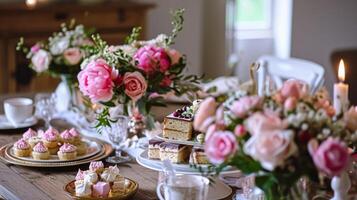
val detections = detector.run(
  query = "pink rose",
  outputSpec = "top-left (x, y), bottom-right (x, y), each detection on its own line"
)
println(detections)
top-left (167, 49), bottom-right (181, 65)
top-left (279, 79), bottom-right (309, 101)
top-left (78, 59), bottom-right (118, 102)
top-left (308, 138), bottom-right (349, 176)
top-left (343, 107), bottom-right (357, 131)
top-left (244, 129), bottom-right (297, 171)
top-left (205, 123), bottom-right (226, 140)
top-left (63, 48), bottom-right (82, 65)
top-left (160, 76), bottom-right (172, 87)
top-left (193, 97), bottom-right (218, 132)
top-left (205, 131), bottom-right (237, 164)
top-left (231, 96), bottom-right (262, 118)
top-left (134, 45), bottom-right (171, 74)
top-left (31, 49), bottom-right (51, 72)
top-left (30, 44), bottom-right (40, 53)
top-left (314, 99), bottom-right (335, 117)
top-left (234, 125), bottom-right (246, 137)
top-left (284, 97), bottom-right (297, 111)
top-left (123, 72), bottom-right (148, 101)
top-left (245, 112), bottom-right (287, 136)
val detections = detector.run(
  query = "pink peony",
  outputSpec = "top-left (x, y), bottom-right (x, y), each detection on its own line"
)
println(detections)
top-left (279, 79), bottom-right (309, 101)
top-left (63, 47), bottom-right (82, 65)
top-left (133, 45), bottom-right (171, 74)
top-left (205, 131), bottom-right (237, 164)
top-left (167, 49), bottom-right (181, 65)
top-left (31, 49), bottom-right (51, 73)
top-left (308, 138), bottom-right (349, 176)
top-left (193, 97), bottom-right (218, 132)
top-left (78, 59), bottom-right (118, 102)
top-left (343, 107), bottom-right (357, 131)
top-left (123, 72), bottom-right (148, 102)
top-left (231, 96), bottom-right (262, 118)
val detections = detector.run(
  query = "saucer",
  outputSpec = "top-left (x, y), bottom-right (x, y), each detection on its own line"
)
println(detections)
top-left (0, 115), bottom-right (38, 130)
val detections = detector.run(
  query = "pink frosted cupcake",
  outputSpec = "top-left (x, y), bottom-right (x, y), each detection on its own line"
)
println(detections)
top-left (32, 141), bottom-right (50, 160)
top-left (42, 130), bottom-right (59, 149)
top-left (13, 138), bottom-right (31, 157)
top-left (89, 161), bottom-right (105, 173)
top-left (60, 130), bottom-right (75, 144)
top-left (69, 128), bottom-right (81, 145)
top-left (57, 143), bottom-right (77, 160)
top-left (22, 128), bottom-right (37, 141)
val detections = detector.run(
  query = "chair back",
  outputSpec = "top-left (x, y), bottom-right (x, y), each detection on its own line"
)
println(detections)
top-left (257, 55), bottom-right (325, 95)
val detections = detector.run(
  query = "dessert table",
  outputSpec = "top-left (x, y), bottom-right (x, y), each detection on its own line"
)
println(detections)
top-left (0, 94), bottom-right (233, 200)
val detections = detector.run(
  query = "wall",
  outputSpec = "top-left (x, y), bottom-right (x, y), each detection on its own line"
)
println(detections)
top-left (291, 0), bottom-right (357, 92)
top-left (136, 0), bottom-right (204, 76)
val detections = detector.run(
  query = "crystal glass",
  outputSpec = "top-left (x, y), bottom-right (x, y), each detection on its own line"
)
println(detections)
top-left (105, 115), bottom-right (131, 164)
top-left (35, 93), bottom-right (57, 128)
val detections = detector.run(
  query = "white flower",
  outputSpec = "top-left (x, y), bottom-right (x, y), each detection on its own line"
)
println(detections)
top-left (31, 49), bottom-right (51, 72)
top-left (118, 45), bottom-right (137, 57)
top-left (50, 36), bottom-right (70, 55)
top-left (315, 109), bottom-right (328, 123)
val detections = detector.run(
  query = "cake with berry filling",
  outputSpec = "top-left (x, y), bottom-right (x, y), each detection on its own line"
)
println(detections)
top-left (163, 100), bottom-right (201, 141)
top-left (159, 142), bottom-right (191, 163)
top-left (189, 147), bottom-right (209, 165)
top-left (148, 139), bottom-right (164, 159)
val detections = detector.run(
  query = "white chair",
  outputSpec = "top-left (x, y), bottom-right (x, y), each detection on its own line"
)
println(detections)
top-left (256, 55), bottom-right (325, 96)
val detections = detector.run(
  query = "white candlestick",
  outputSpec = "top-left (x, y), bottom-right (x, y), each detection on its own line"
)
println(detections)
top-left (334, 82), bottom-right (349, 116)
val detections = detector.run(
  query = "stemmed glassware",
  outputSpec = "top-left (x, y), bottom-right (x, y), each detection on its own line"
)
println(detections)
top-left (35, 93), bottom-right (57, 128)
top-left (105, 115), bottom-right (131, 164)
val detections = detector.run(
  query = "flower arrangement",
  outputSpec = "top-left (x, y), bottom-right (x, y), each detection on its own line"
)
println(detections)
top-left (16, 20), bottom-right (94, 82)
top-left (77, 9), bottom-right (201, 130)
top-left (194, 79), bottom-right (357, 199)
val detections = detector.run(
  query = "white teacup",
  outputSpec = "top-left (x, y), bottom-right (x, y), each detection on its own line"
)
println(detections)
top-left (157, 174), bottom-right (209, 200)
top-left (4, 98), bottom-right (34, 126)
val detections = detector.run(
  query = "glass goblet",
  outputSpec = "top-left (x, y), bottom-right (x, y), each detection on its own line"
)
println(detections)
top-left (105, 115), bottom-right (131, 164)
top-left (35, 93), bottom-right (57, 128)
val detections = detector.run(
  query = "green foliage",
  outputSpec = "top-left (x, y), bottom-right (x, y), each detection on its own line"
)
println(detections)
top-left (125, 27), bottom-right (142, 44)
top-left (165, 8), bottom-right (185, 46)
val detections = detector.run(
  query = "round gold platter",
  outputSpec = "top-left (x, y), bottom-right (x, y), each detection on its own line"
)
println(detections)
top-left (64, 178), bottom-right (138, 200)
top-left (0, 138), bottom-right (113, 167)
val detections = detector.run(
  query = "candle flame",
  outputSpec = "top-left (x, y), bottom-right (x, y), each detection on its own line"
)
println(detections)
top-left (338, 59), bottom-right (345, 82)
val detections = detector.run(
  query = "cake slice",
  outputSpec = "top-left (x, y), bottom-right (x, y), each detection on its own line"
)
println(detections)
top-left (148, 139), bottom-right (164, 159)
top-left (163, 106), bottom-right (194, 141)
top-left (189, 147), bottom-right (209, 165)
top-left (159, 142), bottom-right (191, 163)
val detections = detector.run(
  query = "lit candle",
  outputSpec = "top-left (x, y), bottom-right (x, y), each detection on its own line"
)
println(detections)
top-left (26, 0), bottom-right (37, 8)
top-left (333, 59), bottom-right (349, 116)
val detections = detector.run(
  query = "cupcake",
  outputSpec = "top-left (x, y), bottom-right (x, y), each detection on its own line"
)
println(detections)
top-left (32, 142), bottom-right (50, 160)
top-left (22, 128), bottom-right (37, 141)
top-left (60, 130), bottom-right (75, 144)
top-left (42, 130), bottom-right (59, 149)
top-left (89, 161), bottom-right (105, 173)
top-left (46, 127), bottom-right (59, 135)
top-left (69, 128), bottom-right (81, 145)
top-left (28, 136), bottom-right (42, 148)
top-left (57, 143), bottom-right (77, 160)
top-left (76, 142), bottom-right (87, 156)
top-left (13, 138), bottom-right (31, 157)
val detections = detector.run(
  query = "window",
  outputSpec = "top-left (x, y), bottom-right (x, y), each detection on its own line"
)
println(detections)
top-left (235, 0), bottom-right (273, 39)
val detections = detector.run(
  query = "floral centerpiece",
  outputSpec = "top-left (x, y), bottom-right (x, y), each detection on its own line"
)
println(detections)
top-left (77, 9), bottom-right (201, 130)
top-left (16, 20), bottom-right (94, 84)
top-left (194, 79), bottom-right (357, 199)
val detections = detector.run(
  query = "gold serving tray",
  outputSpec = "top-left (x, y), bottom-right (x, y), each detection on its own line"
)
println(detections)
top-left (0, 140), bottom-right (113, 167)
top-left (64, 178), bottom-right (138, 200)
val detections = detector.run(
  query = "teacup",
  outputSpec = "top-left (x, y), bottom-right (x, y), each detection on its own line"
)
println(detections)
top-left (157, 174), bottom-right (209, 200)
top-left (4, 98), bottom-right (34, 126)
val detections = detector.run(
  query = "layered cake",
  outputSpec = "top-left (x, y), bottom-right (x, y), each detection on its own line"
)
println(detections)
top-left (148, 139), bottom-right (164, 159)
top-left (163, 100), bottom-right (202, 141)
top-left (189, 147), bottom-right (209, 165)
top-left (159, 142), bottom-right (191, 163)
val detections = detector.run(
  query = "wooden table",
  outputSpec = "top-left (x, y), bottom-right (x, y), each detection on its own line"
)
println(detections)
top-left (0, 94), bottom-right (232, 200)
